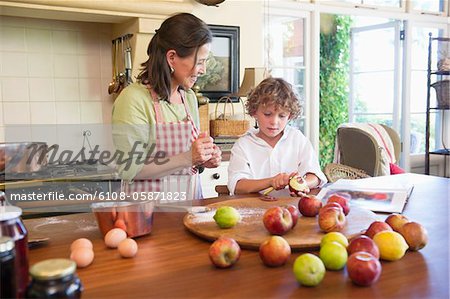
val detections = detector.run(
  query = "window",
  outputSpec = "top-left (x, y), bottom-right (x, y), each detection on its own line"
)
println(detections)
top-left (409, 0), bottom-right (447, 15)
top-left (266, 12), bottom-right (308, 133)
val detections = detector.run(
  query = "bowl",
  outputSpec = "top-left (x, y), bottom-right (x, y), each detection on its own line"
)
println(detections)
top-left (91, 201), bottom-right (154, 238)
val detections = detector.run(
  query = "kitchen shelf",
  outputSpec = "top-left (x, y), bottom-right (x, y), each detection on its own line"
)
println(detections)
top-left (425, 34), bottom-right (450, 177)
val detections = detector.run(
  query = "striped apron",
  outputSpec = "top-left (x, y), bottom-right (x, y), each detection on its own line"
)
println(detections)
top-left (123, 87), bottom-right (201, 201)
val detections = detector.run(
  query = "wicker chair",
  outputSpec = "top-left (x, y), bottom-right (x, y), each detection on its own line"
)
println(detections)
top-left (324, 163), bottom-right (371, 183)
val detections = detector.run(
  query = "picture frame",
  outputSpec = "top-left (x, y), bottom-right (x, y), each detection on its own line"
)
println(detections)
top-left (195, 24), bottom-right (240, 102)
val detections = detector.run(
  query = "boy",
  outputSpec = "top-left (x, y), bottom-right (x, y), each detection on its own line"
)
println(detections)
top-left (227, 77), bottom-right (327, 195)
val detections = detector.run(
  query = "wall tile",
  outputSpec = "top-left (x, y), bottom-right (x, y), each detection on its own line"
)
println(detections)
top-left (30, 102), bottom-right (56, 124)
top-left (79, 78), bottom-right (101, 101)
top-left (56, 102), bottom-right (80, 124)
top-left (54, 54), bottom-right (79, 78)
top-left (78, 54), bottom-right (101, 78)
top-left (52, 30), bottom-right (77, 54)
top-left (77, 31), bottom-right (100, 55)
top-left (54, 78), bottom-right (79, 101)
top-left (29, 78), bottom-right (55, 101)
top-left (1, 26), bottom-right (26, 51)
top-left (1, 52), bottom-right (28, 77)
top-left (28, 53), bottom-right (53, 77)
top-left (80, 101), bottom-right (103, 123)
top-left (0, 127), bottom-right (4, 142)
top-left (3, 102), bottom-right (30, 124)
top-left (2, 78), bottom-right (29, 101)
top-left (0, 102), bottom-right (3, 125)
top-left (26, 28), bottom-right (52, 52)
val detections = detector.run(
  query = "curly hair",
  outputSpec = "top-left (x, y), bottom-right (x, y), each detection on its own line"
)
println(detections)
top-left (245, 77), bottom-right (301, 119)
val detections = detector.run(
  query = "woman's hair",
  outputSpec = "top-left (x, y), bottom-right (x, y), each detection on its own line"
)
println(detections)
top-left (136, 13), bottom-right (212, 101)
top-left (245, 77), bottom-right (302, 119)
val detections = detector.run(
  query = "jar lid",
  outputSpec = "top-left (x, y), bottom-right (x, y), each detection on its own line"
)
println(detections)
top-left (0, 236), bottom-right (15, 253)
top-left (30, 259), bottom-right (76, 280)
top-left (0, 205), bottom-right (22, 221)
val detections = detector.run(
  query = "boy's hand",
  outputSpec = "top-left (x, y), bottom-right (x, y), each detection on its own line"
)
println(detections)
top-left (270, 173), bottom-right (291, 190)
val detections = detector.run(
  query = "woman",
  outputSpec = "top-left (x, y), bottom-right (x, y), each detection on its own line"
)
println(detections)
top-left (112, 13), bottom-right (221, 200)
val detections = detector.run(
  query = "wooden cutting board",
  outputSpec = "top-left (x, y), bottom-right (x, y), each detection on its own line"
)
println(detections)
top-left (183, 197), bottom-right (378, 250)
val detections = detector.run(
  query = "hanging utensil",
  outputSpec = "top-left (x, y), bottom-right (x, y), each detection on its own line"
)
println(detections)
top-left (124, 34), bottom-right (133, 84)
top-left (107, 39), bottom-right (117, 94)
top-left (108, 40), bottom-right (121, 94)
top-left (116, 36), bottom-right (127, 93)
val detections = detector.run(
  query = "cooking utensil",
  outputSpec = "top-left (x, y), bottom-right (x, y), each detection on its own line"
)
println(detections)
top-left (91, 201), bottom-right (154, 238)
top-left (124, 34), bottom-right (133, 84)
top-left (0, 142), bottom-right (48, 173)
top-left (108, 40), bottom-right (121, 94)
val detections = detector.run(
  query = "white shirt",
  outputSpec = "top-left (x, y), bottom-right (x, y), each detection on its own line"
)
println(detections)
top-left (227, 126), bottom-right (327, 195)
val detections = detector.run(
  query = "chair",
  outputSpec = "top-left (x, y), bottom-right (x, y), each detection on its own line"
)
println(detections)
top-left (324, 163), bottom-right (371, 183)
top-left (335, 123), bottom-right (401, 176)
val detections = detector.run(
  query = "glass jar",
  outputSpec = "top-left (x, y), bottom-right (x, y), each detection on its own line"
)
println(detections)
top-left (0, 192), bottom-right (29, 298)
top-left (0, 236), bottom-right (16, 299)
top-left (26, 258), bottom-right (83, 299)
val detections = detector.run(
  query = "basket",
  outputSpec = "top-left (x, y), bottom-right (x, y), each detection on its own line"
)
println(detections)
top-left (324, 163), bottom-right (371, 183)
top-left (210, 96), bottom-right (250, 137)
top-left (431, 80), bottom-right (450, 109)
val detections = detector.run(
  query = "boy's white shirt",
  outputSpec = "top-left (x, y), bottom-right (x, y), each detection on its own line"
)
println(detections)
top-left (227, 126), bottom-right (327, 195)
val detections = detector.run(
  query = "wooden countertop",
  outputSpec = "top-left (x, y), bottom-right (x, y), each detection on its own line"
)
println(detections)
top-left (25, 174), bottom-right (449, 298)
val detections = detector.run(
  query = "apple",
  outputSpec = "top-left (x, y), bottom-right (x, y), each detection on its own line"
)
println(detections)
top-left (326, 193), bottom-right (350, 215)
top-left (319, 241), bottom-right (348, 271)
top-left (263, 207), bottom-right (293, 235)
top-left (208, 237), bottom-right (241, 268)
top-left (213, 206), bottom-right (241, 229)
top-left (293, 253), bottom-right (326, 287)
top-left (347, 251), bottom-right (382, 286)
top-left (259, 236), bottom-right (291, 267)
top-left (320, 232), bottom-right (348, 248)
top-left (289, 175), bottom-right (310, 195)
top-left (298, 195), bottom-right (322, 217)
top-left (365, 221), bottom-right (393, 239)
top-left (385, 213), bottom-right (410, 232)
top-left (322, 202), bottom-right (344, 212)
top-left (318, 204), bottom-right (346, 232)
top-left (284, 205), bottom-right (300, 228)
top-left (347, 235), bottom-right (380, 259)
top-left (399, 222), bottom-right (428, 251)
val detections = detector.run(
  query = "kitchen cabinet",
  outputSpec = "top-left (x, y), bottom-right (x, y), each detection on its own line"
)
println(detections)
top-left (425, 34), bottom-right (450, 177)
top-left (200, 161), bottom-right (228, 198)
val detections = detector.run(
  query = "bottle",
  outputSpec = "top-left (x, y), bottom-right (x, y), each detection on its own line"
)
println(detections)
top-left (0, 192), bottom-right (29, 298)
top-left (26, 258), bottom-right (83, 299)
top-left (0, 236), bottom-right (16, 299)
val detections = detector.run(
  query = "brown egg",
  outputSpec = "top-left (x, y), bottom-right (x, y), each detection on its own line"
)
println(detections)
top-left (104, 228), bottom-right (127, 248)
top-left (70, 238), bottom-right (93, 252)
top-left (70, 247), bottom-right (94, 268)
top-left (118, 238), bottom-right (138, 258)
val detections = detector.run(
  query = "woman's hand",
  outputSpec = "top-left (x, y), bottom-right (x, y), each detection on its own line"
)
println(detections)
top-left (203, 144), bottom-right (222, 168)
top-left (191, 132), bottom-right (214, 166)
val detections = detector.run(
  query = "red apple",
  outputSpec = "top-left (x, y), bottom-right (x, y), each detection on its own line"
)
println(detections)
top-left (347, 235), bottom-right (380, 259)
top-left (327, 193), bottom-right (350, 215)
top-left (284, 204), bottom-right (300, 228)
top-left (259, 236), bottom-right (291, 267)
top-left (365, 221), bottom-right (393, 239)
top-left (298, 195), bottom-right (322, 217)
top-left (385, 213), bottom-right (409, 232)
top-left (263, 207), bottom-right (293, 235)
top-left (399, 222), bottom-right (428, 251)
top-left (288, 175), bottom-right (309, 195)
top-left (318, 205), bottom-right (346, 232)
top-left (208, 237), bottom-right (241, 268)
top-left (322, 202), bottom-right (344, 212)
top-left (347, 251), bottom-right (382, 286)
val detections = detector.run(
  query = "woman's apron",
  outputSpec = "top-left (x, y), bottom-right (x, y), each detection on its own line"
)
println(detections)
top-left (122, 87), bottom-right (202, 201)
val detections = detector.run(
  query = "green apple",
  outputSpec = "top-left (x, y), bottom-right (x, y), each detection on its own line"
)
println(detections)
top-left (292, 253), bottom-right (326, 287)
top-left (213, 206), bottom-right (241, 229)
top-left (320, 232), bottom-right (349, 248)
top-left (319, 241), bottom-right (348, 271)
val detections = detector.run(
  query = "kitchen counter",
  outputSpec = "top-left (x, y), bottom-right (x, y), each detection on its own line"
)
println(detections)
top-left (25, 173), bottom-right (449, 298)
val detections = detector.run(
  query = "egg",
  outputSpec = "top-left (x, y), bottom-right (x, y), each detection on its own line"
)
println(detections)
top-left (104, 228), bottom-right (127, 248)
top-left (118, 238), bottom-right (138, 258)
top-left (70, 238), bottom-right (93, 252)
top-left (70, 247), bottom-right (94, 268)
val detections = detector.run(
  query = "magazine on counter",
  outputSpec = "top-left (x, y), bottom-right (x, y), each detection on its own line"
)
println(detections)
top-left (317, 177), bottom-right (414, 213)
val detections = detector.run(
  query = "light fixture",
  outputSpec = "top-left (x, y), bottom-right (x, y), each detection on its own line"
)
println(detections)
top-left (236, 67), bottom-right (270, 97)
